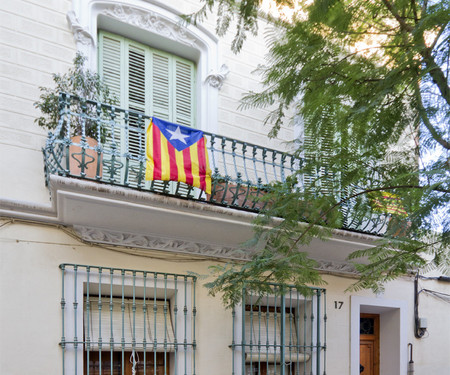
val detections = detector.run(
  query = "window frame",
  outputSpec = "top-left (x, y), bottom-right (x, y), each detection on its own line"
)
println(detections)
top-left (60, 264), bottom-right (196, 375)
top-left (68, 0), bottom-right (221, 133)
top-left (232, 286), bottom-right (326, 375)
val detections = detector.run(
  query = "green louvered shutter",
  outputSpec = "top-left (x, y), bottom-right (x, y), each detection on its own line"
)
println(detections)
top-left (303, 109), bottom-right (335, 196)
top-left (126, 42), bottom-right (147, 159)
top-left (99, 34), bottom-right (123, 101)
top-left (98, 31), bottom-right (196, 189)
top-left (98, 33), bottom-right (124, 182)
top-left (150, 52), bottom-right (195, 127)
top-left (173, 58), bottom-right (195, 127)
top-left (151, 52), bottom-right (171, 121)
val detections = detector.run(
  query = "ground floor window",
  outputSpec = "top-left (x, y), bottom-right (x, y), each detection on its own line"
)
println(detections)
top-left (232, 285), bottom-right (326, 375)
top-left (60, 264), bottom-right (196, 375)
top-left (84, 351), bottom-right (165, 375)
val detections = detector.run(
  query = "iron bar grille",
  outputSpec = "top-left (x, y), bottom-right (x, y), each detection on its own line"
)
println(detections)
top-left (43, 93), bottom-right (297, 211)
top-left (60, 264), bottom-right (197, 375)
top-left (232, 286), bottom-right (327, 375)
top-left (42, 93), bottom-right (390, 235)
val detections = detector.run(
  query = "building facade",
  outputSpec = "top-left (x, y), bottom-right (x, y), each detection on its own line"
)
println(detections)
top-left (1, 1), bottom-right (449, 374)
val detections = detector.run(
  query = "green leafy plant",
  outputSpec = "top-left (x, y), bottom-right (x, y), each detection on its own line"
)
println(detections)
top-left (189, 0), bottom-right (449, 306)
top-left (34, 52), bottom-right (116, 139)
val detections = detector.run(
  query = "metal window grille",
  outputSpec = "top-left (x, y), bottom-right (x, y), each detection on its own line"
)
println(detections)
top-left (231, 285), bottom-right (327, 375)
top-left (60, 264), bottom-right (197, 375)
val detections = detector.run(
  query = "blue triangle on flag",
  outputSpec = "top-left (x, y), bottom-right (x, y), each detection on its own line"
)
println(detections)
top-left (152, 117), bottom-right (203, 152)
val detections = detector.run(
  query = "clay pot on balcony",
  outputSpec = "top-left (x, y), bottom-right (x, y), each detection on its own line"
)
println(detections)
top-left (68, 135), bottom-right (103, 179)
top-left (208, 181), bottom-right (269, 210)
top-left (387, 216), bottom-right (411, 237)
top-left (34, 53), bottom-right (115, 180)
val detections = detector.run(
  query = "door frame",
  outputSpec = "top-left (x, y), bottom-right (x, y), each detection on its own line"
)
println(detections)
top-left (350, 296), bottom-right (407, 375)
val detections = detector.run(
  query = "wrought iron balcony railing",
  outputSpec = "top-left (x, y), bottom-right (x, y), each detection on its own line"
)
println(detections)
top-left (42, 93), bottom-right (389, 235)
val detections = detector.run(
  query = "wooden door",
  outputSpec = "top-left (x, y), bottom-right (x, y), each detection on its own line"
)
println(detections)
top-left (359, 314), bottom-right (379, 375)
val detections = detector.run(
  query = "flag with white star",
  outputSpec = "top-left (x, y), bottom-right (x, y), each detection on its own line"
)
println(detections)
top-left (145, 117), bottom-right (212, 194)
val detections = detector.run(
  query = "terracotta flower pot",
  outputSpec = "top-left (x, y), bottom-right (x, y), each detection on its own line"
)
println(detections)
top-left (208, 181), bottom-right (268, 210)
top-left (68, 135), bottom-right (103, 179)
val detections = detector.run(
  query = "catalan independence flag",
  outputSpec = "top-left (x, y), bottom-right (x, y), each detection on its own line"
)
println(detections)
top-left (370, 191), bottom-right (408, 217)
top-left (145, 117), bottom-right (212, 194)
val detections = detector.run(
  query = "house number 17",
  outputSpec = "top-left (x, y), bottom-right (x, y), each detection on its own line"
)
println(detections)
top-left (334, 301), bottom-right (344, 309)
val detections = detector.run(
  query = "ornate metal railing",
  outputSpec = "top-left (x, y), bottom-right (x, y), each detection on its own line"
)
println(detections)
top-left (42, 93), bottom-right (389, 235)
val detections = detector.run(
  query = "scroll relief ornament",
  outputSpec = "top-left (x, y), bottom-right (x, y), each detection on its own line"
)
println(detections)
top-left (102, 5), bottom-right (198, 47)
top-left (74, 226), bottom-right (252, 260)
top-left (205, 64), bottom-right (230, 89)
top-left (66, 10), bottom-right (95, 46)
top-left (315, 259), bottom-right (357, 275)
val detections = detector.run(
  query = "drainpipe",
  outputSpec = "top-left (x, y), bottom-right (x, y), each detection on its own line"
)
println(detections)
top-left (407, 343), bottom-right (414, 375)
top-left (414, 274), bottom-right (426, 338)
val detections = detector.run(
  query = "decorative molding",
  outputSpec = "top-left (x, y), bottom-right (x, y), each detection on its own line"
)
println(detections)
top-left (315, 259), bottom-right (358, 275)
top-left (74, 226), bottom-right (357, 274)
top-left (102, 5), bottom-right (198, 48)
top-left (66, 10), bottom-right (95, 46)
top-left (74, 226), bottom-right (253, 260)
top-left (205, 64), bottom-right (230, 89)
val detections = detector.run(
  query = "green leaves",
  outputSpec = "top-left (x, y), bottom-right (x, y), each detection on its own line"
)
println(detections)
top-left (191, 0), bottom-right (449, 305)
top-left (34, 52), bottom-right (117, 138)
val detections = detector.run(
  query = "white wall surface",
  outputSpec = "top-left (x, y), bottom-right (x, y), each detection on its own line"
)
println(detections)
top-left (1, 222), bottom-right (450, 375)
top-left (0, 0), bottom-right (293, 204)
top-left (1, 1), bottom-right (448, 375)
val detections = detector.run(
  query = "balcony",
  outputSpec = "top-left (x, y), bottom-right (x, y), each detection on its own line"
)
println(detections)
top-left (42, 94), bottom-right (389, 238)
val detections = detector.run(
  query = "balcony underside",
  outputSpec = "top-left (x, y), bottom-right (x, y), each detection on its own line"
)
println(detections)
top-left (42, 94), bottom-right (390, 244)
top-left (40, 175), bottom-right (375, 272)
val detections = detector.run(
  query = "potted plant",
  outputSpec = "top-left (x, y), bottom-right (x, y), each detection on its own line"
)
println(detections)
top-left (35, 52), bottom-right (116, 179)
top-left (208, 176), bottom-right (271, 210)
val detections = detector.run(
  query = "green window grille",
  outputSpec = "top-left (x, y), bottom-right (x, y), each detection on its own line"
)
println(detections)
top-left (232, 285), bottom-right (326, 375)
top-left (59, 264), bottom-right (197, 375)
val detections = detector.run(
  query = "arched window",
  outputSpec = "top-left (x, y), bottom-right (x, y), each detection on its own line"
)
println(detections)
top-left (67, 0), bottom-right (223, 133)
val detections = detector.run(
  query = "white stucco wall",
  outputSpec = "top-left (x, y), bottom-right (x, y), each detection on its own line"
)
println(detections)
top-left (1, 0), bottom-right (74, 203)
top-left (0, 0), bottom-right (293, 204)
top-left (1, 221), bottom-right (450, 374)
top-left (1, 1), bottom-right (449, 375)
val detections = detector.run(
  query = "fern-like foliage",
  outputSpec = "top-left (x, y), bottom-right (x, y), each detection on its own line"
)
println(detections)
top-left (191, 0), bottom-right (449, 307)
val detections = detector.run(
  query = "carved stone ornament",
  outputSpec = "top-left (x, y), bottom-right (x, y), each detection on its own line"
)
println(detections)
top-left (74, 226), bottom-right (253, 260)
top-left (102, 5), bottom-right (198, 47)
top-left (74, 226), bottom-right (358, 275)
top-left (66, 10), bottom-right (95, 46)
top-left (205, 64), bottom-right (230, 89)
top-left (315, 259), bottom-right (358, 275)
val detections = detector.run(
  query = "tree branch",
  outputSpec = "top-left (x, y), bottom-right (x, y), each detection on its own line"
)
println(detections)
top-left (415, 85), bottom-right (450, 150)
top-left (420, 47), bottom-right (450, 106)
top-left (381, 0), bottom-right (414, 32)
top-left (411, 0), bottom-right (418, 23)
top-left (421, 0), bottom-right (428, 15)
top-left (382, 0), bottom-right (450, 105)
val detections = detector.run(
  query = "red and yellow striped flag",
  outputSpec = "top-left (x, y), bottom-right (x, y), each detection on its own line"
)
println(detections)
top-left (145, 117), bottom-right (212, 194)
top-left (370, 191), bottom-right (408, 216)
